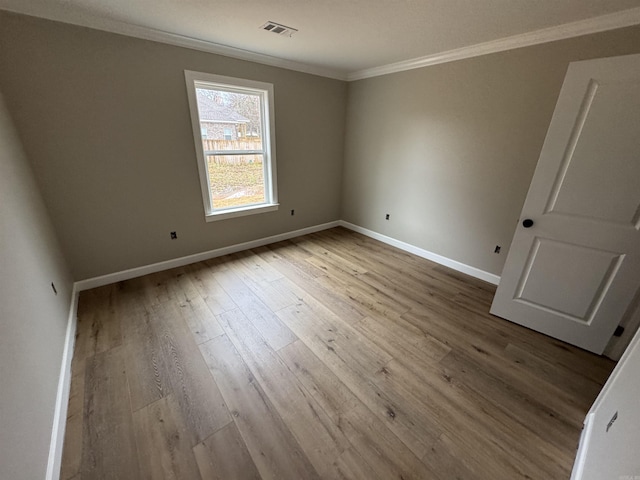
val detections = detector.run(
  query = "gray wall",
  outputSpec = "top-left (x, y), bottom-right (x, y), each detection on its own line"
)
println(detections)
top-left (4, 12), bottom-right (640, 282)
top-left (342, 26), bottom-right (640, 276)
top-left (0, 12), bottom-right (347, 280)
top-left (0, 88), bottom-right (73, 479)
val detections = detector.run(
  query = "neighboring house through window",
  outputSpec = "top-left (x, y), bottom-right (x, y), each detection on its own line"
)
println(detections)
top-left (184, 70), bottom-right (278, 221)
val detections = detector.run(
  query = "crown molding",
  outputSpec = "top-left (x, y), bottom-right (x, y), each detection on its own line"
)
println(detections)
top-left (0, 7), bottom-right (348, 81)
top-left (3, 5), bottom-right (640, 83)
top-left (347, 7), bottom-right (640, 81)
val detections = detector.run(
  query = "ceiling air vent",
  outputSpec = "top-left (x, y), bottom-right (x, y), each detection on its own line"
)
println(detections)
top-left (260, 21), bottom-right (298, 37)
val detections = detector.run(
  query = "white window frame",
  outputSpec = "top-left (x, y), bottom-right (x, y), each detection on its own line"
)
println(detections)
top-left (184, 70), bottom-right (278, 222)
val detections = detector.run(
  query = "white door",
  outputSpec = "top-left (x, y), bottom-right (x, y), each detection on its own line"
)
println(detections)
top-left (570, 327), bottom-right (640, 479)
top-left (490, 53), bottom-right (640, 354)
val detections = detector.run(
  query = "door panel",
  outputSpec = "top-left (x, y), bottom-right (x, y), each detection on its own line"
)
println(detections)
top-left (491, 54), bottom-right (640, 354)
top-left (515, 238), bottom-right (623, 322)
top-left (549, 80), bottom-right (640, 225)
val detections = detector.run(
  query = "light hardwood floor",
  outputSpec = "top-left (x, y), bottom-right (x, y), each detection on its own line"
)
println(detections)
top-left (60, 227), bottom-right (615, 479)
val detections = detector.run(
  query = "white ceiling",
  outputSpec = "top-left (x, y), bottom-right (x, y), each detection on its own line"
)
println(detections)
top-left (2, 0), bottom-right (640, 80)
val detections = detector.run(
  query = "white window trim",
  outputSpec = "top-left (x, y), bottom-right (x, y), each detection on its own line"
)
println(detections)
top-left (184, 70), bottom-right (278, 222)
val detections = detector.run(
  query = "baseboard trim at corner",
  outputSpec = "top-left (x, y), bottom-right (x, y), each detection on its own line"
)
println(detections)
top-left (74, 220), bottom-right (341, 291)
top-left (338, 221), bottom-right (500, 285)
top-left (46, 285), bottom-right (80, 480)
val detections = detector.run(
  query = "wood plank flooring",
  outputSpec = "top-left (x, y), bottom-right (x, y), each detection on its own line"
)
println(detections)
top-left (60, 227), bottom-right (615, 480)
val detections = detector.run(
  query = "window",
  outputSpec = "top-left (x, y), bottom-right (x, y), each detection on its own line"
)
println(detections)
top-left (184, 71), bottom-right (278, 221)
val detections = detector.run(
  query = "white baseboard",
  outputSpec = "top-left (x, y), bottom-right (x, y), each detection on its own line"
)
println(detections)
top-left (75, 220), bottom-right (500, 291)
top-left (46, 285), bottom-right (79, 480)
top-left (75, 221), bottom-right (341, 291)
top-left (45, 220), bottom-right (336, 479)
top-left (45, 218), bottom-right (498, 479)
top-left (338, 221), bottom-right (500, 285)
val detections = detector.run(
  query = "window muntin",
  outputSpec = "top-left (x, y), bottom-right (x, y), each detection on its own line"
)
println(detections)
top-left (185, 71), bottom-right (278, 221)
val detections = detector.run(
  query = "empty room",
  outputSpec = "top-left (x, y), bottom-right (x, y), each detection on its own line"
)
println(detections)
top-left (2, 1), bottom-right (640, 479)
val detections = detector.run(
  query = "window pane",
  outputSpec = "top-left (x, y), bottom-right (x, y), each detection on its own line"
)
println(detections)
top-left (186, 71), bottom-right (277, 220)
top-left (195, 88), bottom-right (263, 144)
top-left (206, 154), bottom-right (266, 209)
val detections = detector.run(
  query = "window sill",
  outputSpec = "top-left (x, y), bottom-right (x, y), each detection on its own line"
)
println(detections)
top-left (205, 203), bottom-right (279, 222)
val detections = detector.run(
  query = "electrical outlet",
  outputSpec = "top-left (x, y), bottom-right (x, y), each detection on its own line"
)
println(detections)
top-left (385, 214), bottom-right (390, 220)
top-left (170, 231), bottom-right (177, 240)
top-left (494, 245), bottom-right (501, 254)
